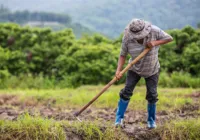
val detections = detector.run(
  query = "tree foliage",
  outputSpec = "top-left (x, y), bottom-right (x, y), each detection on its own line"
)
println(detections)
top-left (159, 26), bottom-right (200, 75)
top-left (0, 23), bottom-right (199, 87)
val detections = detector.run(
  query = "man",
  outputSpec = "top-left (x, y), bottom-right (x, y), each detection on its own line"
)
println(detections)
top-left (115, 19), bottom-right (173, 129)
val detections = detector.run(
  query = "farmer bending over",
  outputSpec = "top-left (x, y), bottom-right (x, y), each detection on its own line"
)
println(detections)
top-left (115, 19), bottom-right (173, 129)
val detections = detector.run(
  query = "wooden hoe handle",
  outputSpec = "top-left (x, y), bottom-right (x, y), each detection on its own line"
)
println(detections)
top-left (74, 48), bottom-right (151, 116)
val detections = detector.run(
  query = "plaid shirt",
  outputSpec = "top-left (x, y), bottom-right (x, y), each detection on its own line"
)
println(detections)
top-left (120, 25), bottom-right (173, 78)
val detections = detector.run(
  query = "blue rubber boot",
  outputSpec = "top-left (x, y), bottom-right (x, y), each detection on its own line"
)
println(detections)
top-left (147, 103), bottom-right (157, 129)
top-left (115, 98), bottom-right (129, 128)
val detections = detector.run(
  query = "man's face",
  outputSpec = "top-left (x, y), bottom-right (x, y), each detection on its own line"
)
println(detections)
top-left (137, 38), bottom-right (144, 45)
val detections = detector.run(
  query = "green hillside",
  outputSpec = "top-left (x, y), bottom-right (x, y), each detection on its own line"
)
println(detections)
top-left (0, 0), bottom-right (200, 38)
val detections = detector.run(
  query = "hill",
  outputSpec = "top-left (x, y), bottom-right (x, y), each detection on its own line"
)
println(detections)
top-left (0, 0), bottom-right (200, 38)
top-left (0, 5), bottom-right (93, 38)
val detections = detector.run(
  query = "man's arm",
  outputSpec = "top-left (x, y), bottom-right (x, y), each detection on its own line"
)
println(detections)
top-left (147, 38), bottom-right (173, 48)
top-left (115, 55), bottom-right (126, 80)
top-left (147, 27), bottom-right (173, 48)
top-left (115, 34), bottom-right (128, 80)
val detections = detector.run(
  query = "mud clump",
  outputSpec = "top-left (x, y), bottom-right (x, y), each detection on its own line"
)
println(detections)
top-left (186, 92), bottom-right (200, 98)
top-left (0, 94), bottom-right (20, 106)
top-left (0, 107), bottom-right (19, 120)
top-left (180, 103), bottom-right (199, 113)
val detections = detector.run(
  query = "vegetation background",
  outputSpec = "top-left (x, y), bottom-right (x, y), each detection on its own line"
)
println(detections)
top-left (0, 23), bottom-right (199, 88)
top-left (0, 1), bottom-right (200, 140)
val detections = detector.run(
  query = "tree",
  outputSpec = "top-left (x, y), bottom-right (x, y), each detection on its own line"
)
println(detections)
top-left (182, 43), bottom-right (200, 76)
top-left (197, 22), bottom-right (200, 29)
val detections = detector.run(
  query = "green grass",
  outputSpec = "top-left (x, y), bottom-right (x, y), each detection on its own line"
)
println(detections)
top-left (0, 72), bottom-right (200, 89)
top-left (0, 114), bottom-right (129, 140)
top-left (0, 85), bottom-right (199, 140)
top-left (0, 113), bottom-right (66, 140)
top-left (159, 72), bottom-right (200, 88)
top-left (156, 119), bottom-right (200, 140)
top-left (64, 121), bottom-right (129, 140)
top-left (1, 114), bottom-right (200, 140)
top-left (0, 85), bottom-right (198, 112)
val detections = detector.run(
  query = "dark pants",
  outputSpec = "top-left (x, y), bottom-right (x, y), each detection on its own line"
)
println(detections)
top-left (119, 70), bottom-right (159, 104)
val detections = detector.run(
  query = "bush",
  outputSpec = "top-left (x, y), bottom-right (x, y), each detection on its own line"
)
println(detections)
top-left (159, 71), bottom-right (200, 88)
top-left (0, 23), bottom-right (200, 88)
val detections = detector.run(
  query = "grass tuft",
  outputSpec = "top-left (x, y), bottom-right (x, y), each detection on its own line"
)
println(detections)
top-left (157, 119), bottom-right (200, 140)
top-left (0, 113), bottom-right (66, 140)
top-left (0, 114), bottom-right (129, 140)
top-left (63, 120), bottom-right (129, 140)
top-left (136, 119), bottom-right (200, 140)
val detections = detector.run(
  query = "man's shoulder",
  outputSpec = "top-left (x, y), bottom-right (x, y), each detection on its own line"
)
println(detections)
top-left (151, 25), bottom-right (161, 33)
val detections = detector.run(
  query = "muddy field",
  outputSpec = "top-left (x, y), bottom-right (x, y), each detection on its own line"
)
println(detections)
top-left (0, 92), bottom-right (200, 140)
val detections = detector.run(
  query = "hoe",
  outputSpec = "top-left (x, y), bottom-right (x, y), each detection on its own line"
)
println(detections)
top-left (74, 47), bottom-right (151, 121)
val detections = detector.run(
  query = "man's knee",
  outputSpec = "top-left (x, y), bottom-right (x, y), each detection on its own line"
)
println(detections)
top-left (146, 91), bottom-right (158, 103)
top-left (119, 88), bottom-right (133, 101)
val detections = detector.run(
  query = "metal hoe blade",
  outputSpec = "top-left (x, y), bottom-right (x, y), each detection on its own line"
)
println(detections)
top-left (75, 116), bottom-right (82, 122)
top-left (73, 112), bottom-right (82, 122)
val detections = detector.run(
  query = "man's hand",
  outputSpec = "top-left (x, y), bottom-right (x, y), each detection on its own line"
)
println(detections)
top-left (115, 55), bottom-right (126, 80)
top-left (146, 41), bottom-right (157, 48)
top-left (115, 70), bottom-right (123, 80)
